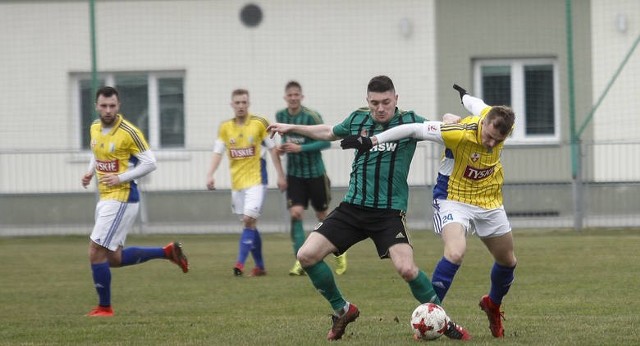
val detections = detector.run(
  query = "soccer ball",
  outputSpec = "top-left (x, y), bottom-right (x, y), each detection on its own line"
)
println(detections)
top-left (410, 303), bottom-right (450, 340)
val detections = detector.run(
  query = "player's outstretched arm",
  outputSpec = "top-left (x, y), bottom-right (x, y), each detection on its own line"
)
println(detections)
top-left (268, 123), bottom-right (337, 141)
top-left (374, 122), bottom-right (442, 144)
top-left (453, 83), bottom-right (489, 116)
top-left (453, 84), bottom-right (467, 103)
top-left (341, 121), bottom-right (445, 152)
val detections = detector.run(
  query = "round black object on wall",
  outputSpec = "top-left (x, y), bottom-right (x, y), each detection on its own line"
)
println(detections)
top-left (240, 4), bottom-right (263, 28)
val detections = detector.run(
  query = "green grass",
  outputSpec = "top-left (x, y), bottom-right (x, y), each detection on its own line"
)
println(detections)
top-left (1, 228), bottom-right (639, 345)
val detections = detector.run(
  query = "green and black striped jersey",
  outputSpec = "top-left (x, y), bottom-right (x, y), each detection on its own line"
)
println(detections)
top-left (276, 106), bottom-right (330, 178)
top-left (333, 107), bottom-right (427, 212)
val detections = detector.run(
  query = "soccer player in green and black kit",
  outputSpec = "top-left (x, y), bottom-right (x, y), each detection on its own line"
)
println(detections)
top-left (268, 75), bottom-right (470, 341)
top-left (275, 81), bottom-right (347, 276)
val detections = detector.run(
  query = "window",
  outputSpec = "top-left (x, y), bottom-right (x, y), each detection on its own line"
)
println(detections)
top-left (474, 59), bottom-right (559, 144)
top-left (74, 71), bottom-right (185, 149)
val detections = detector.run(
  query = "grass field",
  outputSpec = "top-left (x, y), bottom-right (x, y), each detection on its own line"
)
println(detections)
top-left (1, 228), bottom-right (639, 345)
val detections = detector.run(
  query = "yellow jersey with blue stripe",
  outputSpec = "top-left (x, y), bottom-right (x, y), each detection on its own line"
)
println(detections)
top-left (433, 106), bottom-right (505, 209)
top-left (90, 114), bottom-right (150, 202)
top-left (217, 114), bottom-right (271, 190)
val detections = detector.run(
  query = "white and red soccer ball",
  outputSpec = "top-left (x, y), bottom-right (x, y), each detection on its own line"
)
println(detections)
top-left (410, 302), bottom-right (450, 340)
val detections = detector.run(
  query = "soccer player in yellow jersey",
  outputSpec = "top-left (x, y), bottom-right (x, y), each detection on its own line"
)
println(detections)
top-left (81, 86), bottom-right (189, 317)
top-left (343, 84), bottom-right (516, 338)
top-left (206, 89), bottom-right (286, 277)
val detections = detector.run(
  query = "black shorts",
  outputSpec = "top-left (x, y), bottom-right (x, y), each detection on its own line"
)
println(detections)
top-left (286, 175), bottom-right (331, 212)
top-left (315, 202), bottom-right (411, 258)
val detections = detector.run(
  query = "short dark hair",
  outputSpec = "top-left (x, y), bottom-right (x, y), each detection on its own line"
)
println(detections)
top-left (367, 75), bottom-right (395, 93)
top-left (285, 80), bottom-right (301, 91)
top-left (95, 86), bottom-right (119, 101)
top-left (486, 106), bottom-right (516, 136)
top-left (231, 89), bottom-right (249, 98)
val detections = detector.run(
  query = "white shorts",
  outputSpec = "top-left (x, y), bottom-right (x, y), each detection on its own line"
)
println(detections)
top-left (231, 184), bottom-right (267, 219)
top-left (90, 200), bottom-right (139, 251)
top-left (432, 199), bottom-right (511, 238)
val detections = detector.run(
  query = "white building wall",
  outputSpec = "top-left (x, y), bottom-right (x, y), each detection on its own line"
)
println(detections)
top-left (0, 0), bottom-right (437, 192)
top-left (591, 0), bottom-right (640, 181)
top-left (0, 2), bottom-right (90, 150)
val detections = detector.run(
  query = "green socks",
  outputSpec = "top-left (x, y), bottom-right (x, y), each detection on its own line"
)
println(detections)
top-left (409, 270), bottom-right (441, 305)
top-left (305, 261), bottom-right (346, 311)
top-left (291, 219), bottom-right (305, 256)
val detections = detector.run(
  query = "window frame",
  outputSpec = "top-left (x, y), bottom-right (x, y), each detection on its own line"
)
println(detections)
top-left (71, 71), bottom-right (186, 150)
top-left (473, 58), bottom-right (561, 145)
